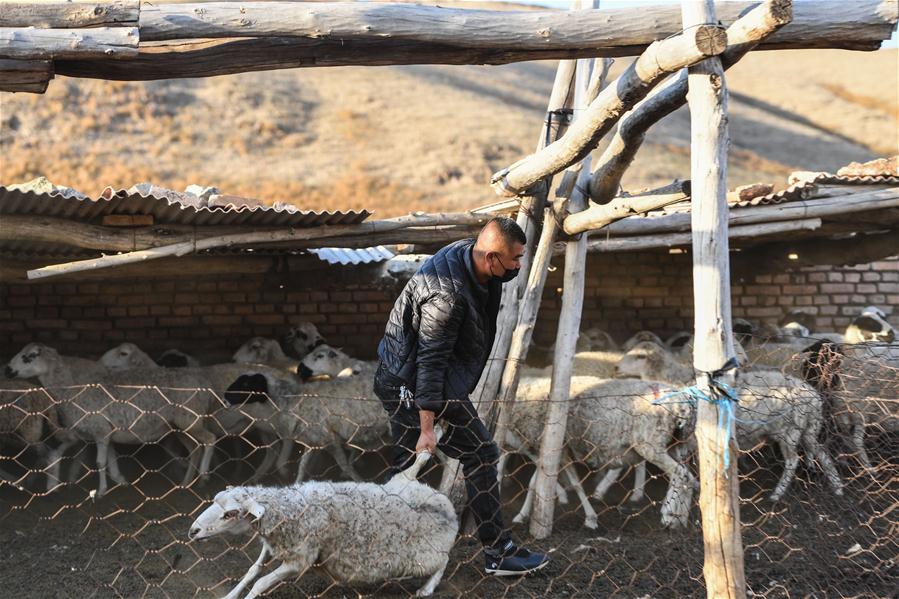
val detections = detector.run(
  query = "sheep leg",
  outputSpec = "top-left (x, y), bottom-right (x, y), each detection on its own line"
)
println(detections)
top-left (275, 439), bottom-right (294, 477)
top-left (222, 541), bottom-right (269, 599)
top-left (635, 448), bottom-right (695, 528)
top-left (801, 430), bottom-right (845, 497)
top-left (106, 445), bottom-right (128, 486)
top-left (415, 558), bottom-right (448, 597)
top-left (95, 439), bottom-right (110, 497)
top-left (628, 461), bottom-right (647, 503)
top-left (294, 450), bottom-right (314, 484)
top-left (46, 440), bottom-right (78, 492)
top-left (329, 443), bottom-right (363, 482)
top-left (561, 463), bottom-right (598, 530)
top-left (849, 414), bottom-right (873, 471)
top-left (769, 438), bottom-right (800, 503)
top-left (247, 439), bottom-right (280, 484)
top-left (519, 447), bottom-right (569, 505)
top-left (243, 560), bottom-right (302, 599)
top-left (592, 467), bottom-right (623, 502)
top-left (512, 471), bottom-right (537, 525)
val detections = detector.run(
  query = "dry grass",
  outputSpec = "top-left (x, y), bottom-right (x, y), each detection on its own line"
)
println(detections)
top-left (1, 48), bottom-right (895, 216)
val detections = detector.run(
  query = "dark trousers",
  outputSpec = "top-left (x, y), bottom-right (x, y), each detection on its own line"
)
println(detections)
top-left (374, 364), bottom-right (509, 548)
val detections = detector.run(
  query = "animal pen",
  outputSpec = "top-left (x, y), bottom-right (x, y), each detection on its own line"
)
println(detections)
top-left (1, 0), bottom-right (898, 597)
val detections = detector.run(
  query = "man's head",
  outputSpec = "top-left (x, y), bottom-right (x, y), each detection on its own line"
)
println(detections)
top-left (472, 217), bottom-right (526, 284)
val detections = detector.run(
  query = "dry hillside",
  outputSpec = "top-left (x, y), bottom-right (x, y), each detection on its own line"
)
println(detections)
top-left (1, 43), bottom-right (896, 216)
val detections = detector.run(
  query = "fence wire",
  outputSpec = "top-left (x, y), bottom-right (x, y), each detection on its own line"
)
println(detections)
top-left (0, 337), bottom-right (896, 598)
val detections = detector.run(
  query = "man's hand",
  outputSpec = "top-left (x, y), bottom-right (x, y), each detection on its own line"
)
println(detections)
top-left (416, 410), bottom-right (437, 454)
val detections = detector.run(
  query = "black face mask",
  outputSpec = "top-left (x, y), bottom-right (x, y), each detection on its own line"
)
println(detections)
top-left (490, 255), bottom-right (520, 283)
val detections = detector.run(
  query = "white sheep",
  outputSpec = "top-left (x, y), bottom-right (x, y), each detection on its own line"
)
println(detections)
top-left (283, 321), bottom-right (326, 359)
top-left (188, 451), bottom-right (457, 598)
top-left (232, 337), bottom-right (301, 374)
top-left (292, 345), bottom-right (389, 482)
top-left (6, 343), bottom-right (224, 496)
top-left (801, 341), bottom-right (898, 470)
top-left (100, 342), bottom-right (159, 370)
top-left (505, 375), bottom-right (695, 529)
top-left (548, 327), bottom-right (618, 354)
top-left (535, 350), bottom-right (624, 380)
top-left (616, 341), bottom-right (844, 501)
top-left (622, 330), bottom-right (665, 352)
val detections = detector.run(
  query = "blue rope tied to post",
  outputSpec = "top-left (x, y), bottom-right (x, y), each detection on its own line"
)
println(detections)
top-left (653, 357), bottom-right (740, 475)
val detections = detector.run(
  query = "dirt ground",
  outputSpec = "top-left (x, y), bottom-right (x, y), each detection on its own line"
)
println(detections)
top-left (1, 435), bottom-right (896, 599)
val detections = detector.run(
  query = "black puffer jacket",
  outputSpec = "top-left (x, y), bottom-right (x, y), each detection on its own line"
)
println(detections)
top-left (377, 239), bottom-right (501, 415)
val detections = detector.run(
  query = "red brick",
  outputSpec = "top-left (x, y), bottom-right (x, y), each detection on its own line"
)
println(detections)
top-left (7, 296), bottom-right (35, 307)
top-left (820, 283), bottom-right (853, 294)
top-left (826, 272), bottom-right (844, 282)
top-left (878, 283), bottom-right (899, 293)
top-left (128, 306), bottom-right (150, 317)
top-left (310, 292), bottom-right (328, 302)
top-left (286, 291), bottom-right (312, 303)
top-left (843, 273), bottom-right (861, 283)
top-left (159, 317), bottom-right (193, 327)
top-left (202, 315), bottom-right (242, 326)
top-left (174, 293), bottom-right (200, 303)
top-left (861, 272), bottom-right (881, 282)
top-left (150, 305), bottom-right (171, 316)
top-left (173, 306), bottom-right (192, 316)
top-left (116, 317), bottom-right (155, 328)
top-left (71, 320), bottom-right (112, 330)
top-left (782, 285), bottom-right (816, 295)
top-left (246, 314), bottom-right (285, 325)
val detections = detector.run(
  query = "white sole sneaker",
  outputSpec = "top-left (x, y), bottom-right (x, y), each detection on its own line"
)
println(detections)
top-left (485, 559), bottom-right (550, 577)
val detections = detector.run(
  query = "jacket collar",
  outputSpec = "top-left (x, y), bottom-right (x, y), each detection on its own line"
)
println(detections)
top-left (461, 239), bottom-right (488, 294)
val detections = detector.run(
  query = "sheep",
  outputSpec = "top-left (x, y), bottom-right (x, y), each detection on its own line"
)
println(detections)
top-left (616, 341), bottom-right (844, 501)
top-left (232, 337), bottom-right (301, 374)
top-left (0, 379), bottom-right (60, 489)
top-left (780, 310), bottom-right (816, 338)
top-left (6, 343), bottom-right (224, 496)
top-left (505, 375), bottom-right (695, 529)
top-left (622, 330), bottom-right (666, 352)
top-left (535, 350), bottom-right (624, 380)
top-left (547, 327), bottom-right (618, 355)
top-left (283, 321), bottom-right (326, 359)
top-left (100, 342), bottom-right (159, 371)
top-left (156, 349), bottom-right (201, 368)
top-left (845, 306), bottom-right (895, 344)
top-left (188, 450), bottom-right (457, 598)
top-left (292, 345), bottom-right (390, 482)
top-left (801, 340), bottom-right (899, 470)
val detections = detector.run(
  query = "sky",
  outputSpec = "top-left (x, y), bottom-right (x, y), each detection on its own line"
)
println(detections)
top-left (504, 0), bottom-right (899, 48)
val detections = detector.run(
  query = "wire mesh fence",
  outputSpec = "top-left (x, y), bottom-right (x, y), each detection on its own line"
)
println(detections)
top-left (0, 335), bottom-right (896, 598)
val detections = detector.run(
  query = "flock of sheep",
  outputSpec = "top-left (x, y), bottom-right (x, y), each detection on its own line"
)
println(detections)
top-left (1, 307), bottom-right (897, 596)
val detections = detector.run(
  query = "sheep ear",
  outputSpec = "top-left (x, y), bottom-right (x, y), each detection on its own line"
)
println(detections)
top-left (240, 496), bottom-right (265, 521)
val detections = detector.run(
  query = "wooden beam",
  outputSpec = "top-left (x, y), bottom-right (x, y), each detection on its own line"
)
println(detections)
top-left (0, 57), bottom-right (52, 93)
top-left (588, 0), bottom-right (793, 203)
top-left (601, 187), bottom-right (899, 236)
top-left (101, 214), bottom-right (154, 227)
top-left (731, 229), bottom-right (899, 274)
top-left (564, 180), bottom-right (691, 235)
top-left (23, 212), bottom-right (491, 280)
top-left (586, 217), bottom-right (821, 252)
top-left (0, 1), bottom-right (140, 28)
top-left (0, 26), bottom-right (138, 59)
top-left (682, 1), bottom-right (746, 597)
top-left (491, 24), bottom-right (727, 197)
top-left (137, 1), bottom-right (896, 51)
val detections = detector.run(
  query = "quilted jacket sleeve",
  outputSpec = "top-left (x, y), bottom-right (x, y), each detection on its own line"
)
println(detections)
top-left (415, 293), bottom-right (465, 413)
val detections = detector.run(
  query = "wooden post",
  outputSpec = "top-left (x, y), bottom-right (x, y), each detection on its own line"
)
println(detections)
top-left (682, 1), bottom-right (746, 597)
top-left (0, 58), bottom-right (53, 93)
top-left (528, 59), bottom-right (601, 539)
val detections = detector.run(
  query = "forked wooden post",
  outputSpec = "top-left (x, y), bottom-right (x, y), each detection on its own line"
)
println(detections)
top-left (529, 49), bottom-right (607, 538)
top-left (682, 1), bottom-right (746, 597)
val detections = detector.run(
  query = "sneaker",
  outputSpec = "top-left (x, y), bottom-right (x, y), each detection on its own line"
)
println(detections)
top-left (484, 540), bottom-right (550, 576)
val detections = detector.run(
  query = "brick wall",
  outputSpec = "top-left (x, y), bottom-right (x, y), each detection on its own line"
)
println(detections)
top-left (1, 255), bottom-right (896, 363)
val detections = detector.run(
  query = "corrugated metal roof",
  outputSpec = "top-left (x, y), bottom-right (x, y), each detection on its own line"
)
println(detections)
top-left (309, 246), bottom-right (395, 265)
top-left (0, 182), bottom-right (370, 227)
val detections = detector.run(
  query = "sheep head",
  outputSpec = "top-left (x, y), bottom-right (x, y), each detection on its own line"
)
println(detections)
top-left (6, 343), bottom-right (59, 379)
top-left (299, 345), bottom-right (353, 380)
top-left (622, 331), bottom-right (665, 352)
top-left (615, 341), bottom-right (669, 380)
top-left (100, 343), bottom-right (156, 371)
top-left (233, 337), bottom-right (285, 364)
top-left (284, 322), bottom-right (326, 358)
top-left (188, 487), bottom-right (265, 540)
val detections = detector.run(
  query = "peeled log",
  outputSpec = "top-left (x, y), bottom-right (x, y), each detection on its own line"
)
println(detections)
top-left (137, 1), bottom-right (896, 52)
top-left (0, 1), bottom-right (140, 28)
top-left (0, 26), bottom-right (138, 59)
top-left (491, 25), bottom-right (727, 197)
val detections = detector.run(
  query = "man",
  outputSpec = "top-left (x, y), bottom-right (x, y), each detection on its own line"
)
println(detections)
top-left (374, 216), bottom-right (550, 576)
